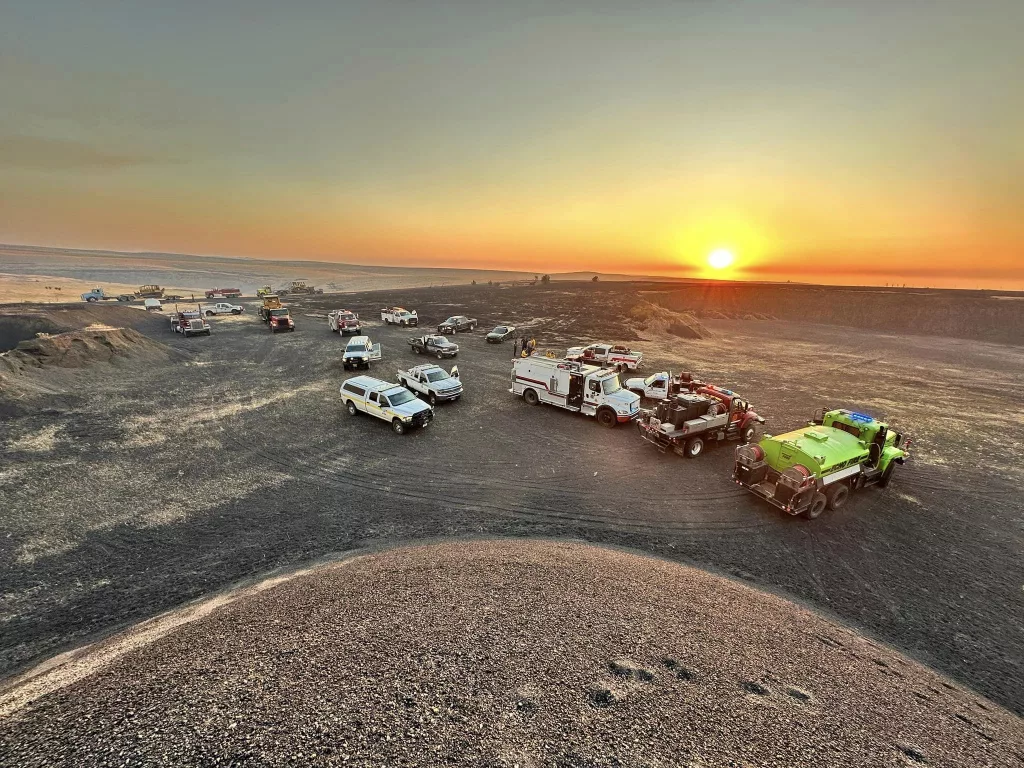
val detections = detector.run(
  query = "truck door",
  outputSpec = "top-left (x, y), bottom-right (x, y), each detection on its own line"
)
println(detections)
top-left (369, 342), bottom-right (382, 361)
top-left (649, 376), bottom-right (666, 399)
top-left (366, 391), bottom-right (383, 418)
top-left (568, 373), bottom-right (584, 407)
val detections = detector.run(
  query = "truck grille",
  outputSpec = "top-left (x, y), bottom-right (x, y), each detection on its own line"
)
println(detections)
top-left (412, 410), bottom-right (433, 426)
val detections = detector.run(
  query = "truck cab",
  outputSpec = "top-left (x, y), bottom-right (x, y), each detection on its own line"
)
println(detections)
top-left (328, 309), bottom-right (361, 335)
top-left (343, 335), bottom-right (382, 369)
top-left (340, 375), bottom-right (434, 434)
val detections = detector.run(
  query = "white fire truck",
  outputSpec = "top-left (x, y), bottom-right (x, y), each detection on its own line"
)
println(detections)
top-left (510, 355), bottom-right (640, 427)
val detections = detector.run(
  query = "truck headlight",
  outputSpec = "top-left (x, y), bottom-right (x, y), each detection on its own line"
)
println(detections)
top-left (402, 415), bottom-right (413, 422)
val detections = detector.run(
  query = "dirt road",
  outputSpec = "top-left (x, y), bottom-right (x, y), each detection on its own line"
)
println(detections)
top-left (1, 287), bottom-right (1022, 714)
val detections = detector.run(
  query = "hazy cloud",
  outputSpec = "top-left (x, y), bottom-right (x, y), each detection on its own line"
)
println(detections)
top-left (0, 136), bottom-right (172, 171)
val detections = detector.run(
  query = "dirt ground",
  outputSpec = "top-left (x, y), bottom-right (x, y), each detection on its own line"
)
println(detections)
top-left (2, 540), bottom-right (1021, 767)
top-left (1, 283), bottom-right (1022, 720)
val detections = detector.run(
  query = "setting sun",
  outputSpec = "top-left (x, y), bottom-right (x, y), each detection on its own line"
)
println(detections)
top-left (708, 248), bottom-right (735, 270)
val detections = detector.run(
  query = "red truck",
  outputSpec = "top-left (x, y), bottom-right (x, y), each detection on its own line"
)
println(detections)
top-left (205, 287), bottom-right (243, 298)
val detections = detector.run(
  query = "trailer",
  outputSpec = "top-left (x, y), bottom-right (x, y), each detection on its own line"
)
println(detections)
top-left (510, 355), bottom-right (640, 427)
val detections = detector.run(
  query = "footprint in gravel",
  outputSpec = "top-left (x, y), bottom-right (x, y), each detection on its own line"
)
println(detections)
top-left (896, 741), bottom-right (928, 764)
top-left (608, 658), bottom-right (656, 682)
top-left (661, 657), bottom-right (696, 681)
top-left (588, 685), bottom-right (617, 708)
top-left (742, 680), bottom-right (770, 697)
top-left (784, 686), bottom-right (812, 704)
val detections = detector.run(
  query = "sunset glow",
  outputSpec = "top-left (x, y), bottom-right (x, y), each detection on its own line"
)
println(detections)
top-left (708, 249), bottom-right (735, 271)
top-left (1, 2), bottom-right (1022, 289)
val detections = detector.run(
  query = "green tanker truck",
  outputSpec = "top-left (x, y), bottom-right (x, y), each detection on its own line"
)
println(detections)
top-left (733, 409), bottom-right (909, 519)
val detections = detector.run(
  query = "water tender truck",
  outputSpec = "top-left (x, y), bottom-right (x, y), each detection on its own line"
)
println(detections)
top-left (733, 408), bottom-right (909, 519)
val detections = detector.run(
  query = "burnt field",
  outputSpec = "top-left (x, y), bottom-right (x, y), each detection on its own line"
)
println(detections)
top-left (1, 282), bottom-right (1022, 714)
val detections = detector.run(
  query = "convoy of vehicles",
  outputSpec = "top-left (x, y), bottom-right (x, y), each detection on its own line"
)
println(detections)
top-left (409, 335), bottom-right (459, 358)
top-left (328, 309), bottom-right (361, 335)
top-left (169, 310), bottom-right (211, 336)
top-left (397, 364), bottom-right (463, 404)
top-left (342, 335), bottom-right (382, 369)
top-left (437, 315), bottom-right (477, 333)
top-left (636, 387), bottom-right (765, 458)
top-left (81, 285), bottom-right (164, 302)
top-left (566, 343), bottom-right (643, 371)
top-left (733, 409), bottom-right (908, 519)
top-left (485, 325), bottom-right (516, 343)
top-left (510, 355), bottom-right (641, 427)
top-left (341, 375), bottom-right (434, 434)
top-left (381, 307), bottom-right (418, 326)
top-left (204, 288), bottom-right (242, 299)
top-left (201, 302), bottom-right (244, 316)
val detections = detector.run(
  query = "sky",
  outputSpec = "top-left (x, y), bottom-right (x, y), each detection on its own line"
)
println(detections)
top-left (1, 1), bottom-right (1022, 288)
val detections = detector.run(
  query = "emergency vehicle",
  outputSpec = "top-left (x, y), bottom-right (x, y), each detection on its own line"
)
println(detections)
top-left (565, 343), bottom-right (643, 370)
top-left (510, 355), bottom-right (640, 427)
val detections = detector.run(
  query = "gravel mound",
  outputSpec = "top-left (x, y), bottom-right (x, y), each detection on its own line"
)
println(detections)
top-left (1, 540), bottom-right (1020, 767)
top-left (630, 300), bottom-right (711, 339)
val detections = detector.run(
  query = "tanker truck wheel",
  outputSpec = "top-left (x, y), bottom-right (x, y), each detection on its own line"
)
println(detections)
top-left (523, 388), bottom-right (540, 406)
top-left (805, 492), bottom-right (827, 519)
top-left (684, 436), bottom-right (704, 458)
top-left (596, 408), bottom-right (617, 428)
top-left (825, 482), bottom-right (850, 510)
top-left (878, 462), bottom-right (897, 488)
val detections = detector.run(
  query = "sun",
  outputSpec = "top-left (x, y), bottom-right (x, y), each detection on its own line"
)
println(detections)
top-left (707, 248), bottom-right (735, 270)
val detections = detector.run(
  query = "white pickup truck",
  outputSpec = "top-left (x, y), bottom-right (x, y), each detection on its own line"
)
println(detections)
top-left (342, 335), bottom-right (383, 370)
top-left (200, 302), bottom-right (244, 316)
top-left (340, 375), bottom-right (434, 434)
top-left (397, 363), bottom-right (463, 405)
top-left (380, 306), bottom-right (418, 326)
top-left (565, 343), bottom-right (643, 371)
top-left (624, 371), bottom-right (702, 399)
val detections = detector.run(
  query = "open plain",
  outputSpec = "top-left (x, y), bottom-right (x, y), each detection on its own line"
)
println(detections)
top-left (1, 280), bottom-right (1022, 741)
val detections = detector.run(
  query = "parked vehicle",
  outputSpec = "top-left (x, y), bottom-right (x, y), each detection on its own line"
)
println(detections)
top-left (328, 309), bottom-right (361, 335)
top-left (169, 310), bottom-right (211, 336)
top-left (343, 335), bottom-right (382, 369)
top-left (437, 315), bottom-right (477, 333)
top-left (278, 280), bottom-right (322, 296)
top-left (136, 285), bottom-right (165, 299)
top-left (381, 307), bottom-right (418, 326)
top-left (256, 285), bottom-right (273, 297)
top-left (204, 288), bottom-right (242, 299)
top-left (397, 363), bottom-right (463, 405)
top-left (80, 287), bottom-right (126, 302)
top-left (624, 371), bottom-right (702, 399)
top-left (143, 298), bottom-right (163, 311)
top-left (408, 335), bottom-right (459, 358)
top-left (258, 295), bottom-right (283, 321)
top-left (340, 375), bottom-right (434, 434)
top-left (267, 307), bottom-right (295, 333)
top-left (201, 302), bottom-right (243, 316)
top-left (636, 388), bottom-right (765, 458)
top-left (510, 356), bottom-right (640, 427)
top-left (734, 409), bottom-right (909, 519)
top-left (566, 343), bottom-right (643, 371)
top-left (485, 325), bottom-right (516, 343)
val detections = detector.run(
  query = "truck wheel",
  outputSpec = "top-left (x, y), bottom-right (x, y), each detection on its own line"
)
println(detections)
top-left (684, 436), bottom-right (704, 458)
top-left (392, 419), bottom-right (406, 435)
top-left (805, 493), bottom-right (827, 519)
top-left (428, 393), bottom-right (437, 406)
top-left (523, 388), bottom-right (540, 406)
top-left (596, 408), bottom-right (617, 428)
top-left (825, 482), bottom-right (850, 510)
top-left (436, 351), bottom-right (443, 359)
top-left (87, 297), bottom-right (98, 302)
top-left (206, 311), bottom-right (214, 316)
top-left (879, 463), bottom-right (897, 488)
top-left (741, 425), bottom-right (756, 443)
top-left (232, 309), bottom-right (241, 315)
top-left (346, 401), bottom-right (357, 416)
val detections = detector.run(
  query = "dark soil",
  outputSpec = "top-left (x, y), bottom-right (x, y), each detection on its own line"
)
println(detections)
top-left (1, 283), bottom-right (1022, 720)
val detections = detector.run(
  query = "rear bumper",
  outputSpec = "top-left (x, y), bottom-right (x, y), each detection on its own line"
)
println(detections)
top-left (735, 477), bottom-right (808, 515)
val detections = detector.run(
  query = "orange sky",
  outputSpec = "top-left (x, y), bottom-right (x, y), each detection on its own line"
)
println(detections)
top-left (1, 2), bottom-right (1022, 289)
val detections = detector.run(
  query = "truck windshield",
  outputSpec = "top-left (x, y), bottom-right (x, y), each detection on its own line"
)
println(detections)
top-left (644, 374), bottom-right (661, 386)
top-left (426, 371), bottom-right (449, 382)
top-left (347, 344), bottom-right (366, 352)
top-left (269, 309), bottom-right (289, 317)
top-left (602, 377), bottom-right (621, 394)
top-left (386, 388), bottom-right (416, 405)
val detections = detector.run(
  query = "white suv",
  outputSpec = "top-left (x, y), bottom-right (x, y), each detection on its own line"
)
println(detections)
top-left (340, 376), bottom-right (434, 434)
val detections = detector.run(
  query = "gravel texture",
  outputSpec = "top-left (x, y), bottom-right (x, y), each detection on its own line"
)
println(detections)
top-left (1, 539), bottom-right (1021, 767)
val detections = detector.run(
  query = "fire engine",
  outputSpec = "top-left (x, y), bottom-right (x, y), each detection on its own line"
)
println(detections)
top-left (510, 355), bottom-right (640, 427)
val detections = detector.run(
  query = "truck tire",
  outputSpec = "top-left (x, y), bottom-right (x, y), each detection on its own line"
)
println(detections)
top-left (428, 393), bottom-right (437, 406)
top-left (523, 388), bottom-right (540, 406)
top-left (346, 401), bottom-right (357, 416)
top-left (879, 462), bottom-right (896, 488)
top-left (805, 492), bottom-right (827, 519)
top-left (232, 309), bottom-right (241, 315)
top-left (741, 424), bottom-right (756, 443)
top-left (412, 346), bottom-right (420, 354)
top-left (87, 297), bottom-right (98, 302)
top-left (597, 408), bottom-right (617, 428)
top-left (392, 419), bottom-right (406, 435)
top-left (206, 310), bottom-right (214, 316)
top-left (684, 436), bottom-right (704, 458)
top-left (436, 351), bottom-right (443, 359)
top-left (825, 482), bottom-right (850, 510)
